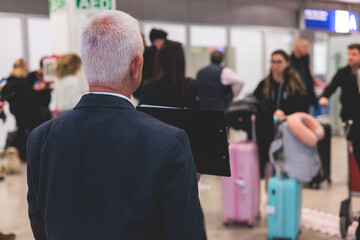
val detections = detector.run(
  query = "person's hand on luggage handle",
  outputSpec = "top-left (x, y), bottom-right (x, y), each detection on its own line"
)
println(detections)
top-left (273, 109), bottom-right (286, 122)
top-left (319, 97), bottom-right (329, 106)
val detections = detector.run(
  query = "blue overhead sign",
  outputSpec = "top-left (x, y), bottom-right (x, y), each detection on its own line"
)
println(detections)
top-left (304, 9), bottom-right (358, 33)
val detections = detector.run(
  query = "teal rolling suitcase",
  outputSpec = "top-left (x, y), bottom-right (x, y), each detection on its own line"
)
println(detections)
top-left (267, 176), bottom-right (302, 240)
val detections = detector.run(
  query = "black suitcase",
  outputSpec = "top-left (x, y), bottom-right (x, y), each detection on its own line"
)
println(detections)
top-left (319, 124), bottom-right (331, 182)
top-left (309, 123), bottom-right (331, 188)
top-left (5, 131), bottom-right (17, 149)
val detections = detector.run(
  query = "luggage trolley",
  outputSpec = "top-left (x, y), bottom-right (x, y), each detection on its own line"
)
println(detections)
top-left (339, 121), bottom-right (360, 239)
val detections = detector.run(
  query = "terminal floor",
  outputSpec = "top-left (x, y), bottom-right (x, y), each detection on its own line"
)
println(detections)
top-left (0, 136), bottom-right (359, 240)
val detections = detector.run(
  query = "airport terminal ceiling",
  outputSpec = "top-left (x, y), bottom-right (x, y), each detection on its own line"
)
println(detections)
top-left (0, 0), bottom-right (360, 28)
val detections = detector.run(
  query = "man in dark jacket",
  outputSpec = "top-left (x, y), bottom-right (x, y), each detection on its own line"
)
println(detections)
top-left (196, 51), bottom-right (243, 111)
top-left (319, 43), bottom-right (360, 171)
top-left (319, 43), bottom-right (360, 122)
top-left (290, 37), bottom-right (318, 111)
top-left (27, 10), bottom-right (204, 240)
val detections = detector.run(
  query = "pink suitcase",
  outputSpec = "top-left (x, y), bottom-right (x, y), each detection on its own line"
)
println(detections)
top-left (221, 140), bottom-right (260, 227)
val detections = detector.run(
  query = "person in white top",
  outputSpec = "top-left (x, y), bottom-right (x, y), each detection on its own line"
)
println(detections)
top-left (55, 54), bottom-right (84, 114)
top-left (221, 67), bottom-right (244, 99)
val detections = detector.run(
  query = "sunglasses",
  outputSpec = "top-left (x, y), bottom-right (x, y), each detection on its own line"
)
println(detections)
top-left (271, 60), bottom-right (284, 64)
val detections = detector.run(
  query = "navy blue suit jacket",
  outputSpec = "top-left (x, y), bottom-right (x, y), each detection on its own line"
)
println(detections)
top-left (27, 93), bottom-right (204, 240)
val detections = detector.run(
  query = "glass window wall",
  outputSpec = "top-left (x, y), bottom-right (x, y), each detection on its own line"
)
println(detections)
top-left (0, 16), bottom-right (24, 78)
top-left (229, 28), bottom-right (263, 98)
top-left (188, 25), bottom-right (227, 78)
top-left (264, 31), bottom-right (294, 71)
top-left (313, 32), bottom-right (328, 77)
top-left (27, 17), bottom-right (52, 71)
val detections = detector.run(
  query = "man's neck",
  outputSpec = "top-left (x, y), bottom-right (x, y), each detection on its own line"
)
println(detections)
top-left (88, 85), bottom-right (132, 99)
top-left (293, 50), bottom-right (302, 59)
top-left (350, 64), bottom-right (360, 72)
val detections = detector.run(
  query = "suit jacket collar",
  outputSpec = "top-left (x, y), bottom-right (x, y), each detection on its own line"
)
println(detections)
top-left (74, 93), bottom-right (135, 110)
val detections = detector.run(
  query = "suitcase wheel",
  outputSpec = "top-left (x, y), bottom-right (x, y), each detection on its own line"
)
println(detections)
top-left (310, 182), bottom-right (320, 189)
top-left (223, 222), bottom-right (231, 227)
top-left (327, 178), bottom-right (332, 185)
top-left (223, 218), bottom-right (231, 227)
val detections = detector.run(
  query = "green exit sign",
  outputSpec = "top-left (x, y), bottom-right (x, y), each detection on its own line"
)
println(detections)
top-left (77, 0), bottom-right (112, 10)
top-left (49, 0), bottom-right (66, 12)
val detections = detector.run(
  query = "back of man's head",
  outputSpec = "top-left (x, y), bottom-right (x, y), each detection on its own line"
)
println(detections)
top-left (210, 51), bottom-right (223, 65)
top-left (149, 29), bottom-right (168, 44)
top-left (348, 43), bottom-right (360, 53)
top-left (81, 10), bottom-right (144, 86)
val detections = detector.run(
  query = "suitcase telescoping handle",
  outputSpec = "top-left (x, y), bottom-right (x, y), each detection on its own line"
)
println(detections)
top-left (236, 178), bottom-right (246, 196)
top-left (251, 114), bottom-right (257, 145)
top-left (321, 105), bottom-right (329, 116)
top-left (317, 105), bottom-right (330, 124)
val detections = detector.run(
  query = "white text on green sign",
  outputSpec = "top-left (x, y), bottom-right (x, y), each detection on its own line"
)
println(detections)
top-left (76, 0), bottom-right (112, 10)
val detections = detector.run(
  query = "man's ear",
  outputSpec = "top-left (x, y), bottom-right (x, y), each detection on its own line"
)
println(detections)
top-left (131, 56), bottom-right (143, 81)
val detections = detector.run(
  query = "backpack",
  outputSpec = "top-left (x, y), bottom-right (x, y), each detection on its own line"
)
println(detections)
top-left (269, 121), bottom-right (321, 182)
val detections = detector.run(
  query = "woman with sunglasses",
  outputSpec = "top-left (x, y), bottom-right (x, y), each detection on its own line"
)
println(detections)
top-left (254, 49), bottom-right (307, 121)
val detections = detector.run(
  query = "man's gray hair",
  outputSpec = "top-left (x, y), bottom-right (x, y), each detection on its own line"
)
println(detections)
top-left (81, 10), bottom-right (144, 85)
top-left (293, 37), bottom-right (308, 48)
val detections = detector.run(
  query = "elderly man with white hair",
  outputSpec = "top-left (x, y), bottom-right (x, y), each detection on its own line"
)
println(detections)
top-left (27, 10), bottom-right (204, 240)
